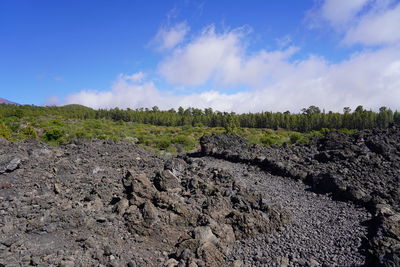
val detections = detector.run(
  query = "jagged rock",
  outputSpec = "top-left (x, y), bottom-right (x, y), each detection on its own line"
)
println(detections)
top-left (196, 241), bottom-right (225, 267)
top-left (124, 171), bottom-right (156, 200)
top-left (193, 226), bottom-right (218, 245)
top-left (164, 258), bottom-right (179, 267)
top-left (6, 157), bottom-right (21, 172)
top-left (164, 158), bottom-right (187, 176)
top-left (0, 155), bottom-right (21, 173)
top-left (115, 198), bottom-right (129, 215)
top-left (141, 201), bottom-right (159, 228)
top-left (154, 170), bottom-right (182, 191)
top-left (232, 259), bottom-right (243, 267)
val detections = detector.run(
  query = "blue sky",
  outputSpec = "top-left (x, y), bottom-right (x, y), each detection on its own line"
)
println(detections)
top-left (1, 0), bottom-right (400, 112)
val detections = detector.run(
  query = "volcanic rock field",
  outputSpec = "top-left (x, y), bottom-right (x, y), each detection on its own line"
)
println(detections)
top-left (1, 126), bottom-right (399, 266)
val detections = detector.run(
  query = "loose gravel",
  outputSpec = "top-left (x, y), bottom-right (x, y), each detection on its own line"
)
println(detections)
top-left (201, 157), bottom-right (372, 267)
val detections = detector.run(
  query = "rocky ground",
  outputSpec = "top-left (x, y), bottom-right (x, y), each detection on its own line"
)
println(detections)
top-left (199, 125), bottom-right (400, 266)
top-left (199, 157), bottom-right (371, 266)
top-left (0, 125), bottom-right (399, 266)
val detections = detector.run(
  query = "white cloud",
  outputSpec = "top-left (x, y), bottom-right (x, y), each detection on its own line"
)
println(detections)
top-left (314, 0), bottom-right (400, 46)
top-left (343, 2), bottom-right (400, 45)
top-left (158, 25), bottom-right (298, 87)
top-left (64, 44), bottom-right (400, 112)
top-left (158, 25), bottom-right (243, 86)
top-left (63, 22), bottom-right (400, 113)
top-left (320, 0), bottom-right (371, 28)
top-left (150, 22), bottom-right (189, 51)
top-left (64, 74), bottom-right (162, 109)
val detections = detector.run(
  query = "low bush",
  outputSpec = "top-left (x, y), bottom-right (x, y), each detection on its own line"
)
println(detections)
top-left (0, 122), bottom-right (12, 140)
top-left (20, 126), bottom-right (38, 139)
top-left (74, 130), bottom-right (91, 140)
top-left (182, 125), bottom-right (192, 131)
top-left (156, 138), bottom-right (171, 150)
top-left (44, 127), bottom-right (64, 141)
top-left (51, 120), bottom-right (64, 127)
top-left (172, 135), bottom-right (195, 149)
top-left (4, 117), bottom-right (21, 132)
top-left (340, 128), bottom-right (358, 134)
top-left (260, 135), bottom-right (278, 146)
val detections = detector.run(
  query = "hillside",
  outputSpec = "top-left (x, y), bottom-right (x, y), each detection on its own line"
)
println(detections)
top-left (0, 98), bottom-right (18, 105)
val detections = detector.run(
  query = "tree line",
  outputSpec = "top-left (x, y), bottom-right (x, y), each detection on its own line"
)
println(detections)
top-left (0, 104), bottom-right (399, 132)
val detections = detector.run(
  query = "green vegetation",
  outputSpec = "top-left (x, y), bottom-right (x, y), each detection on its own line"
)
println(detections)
top-left (20, 125), bottom-right (38, 139)
top-left (0, 103), bottom-right (398, 154)
top-left (0, 113), bottom-right (323, 154)
top-left (0, 121), bottom-right (12, 140)
top-left (0, 104), bottom-right (398, 131)
top-left (224, 115), bottom-right (240, 134)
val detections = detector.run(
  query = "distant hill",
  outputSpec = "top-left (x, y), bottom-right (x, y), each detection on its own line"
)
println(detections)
top-left (0, 98), bottom-right (19, 105)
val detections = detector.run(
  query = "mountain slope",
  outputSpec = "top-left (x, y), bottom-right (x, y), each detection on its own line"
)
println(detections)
top-left (0, 97), bottom-right (18, 105)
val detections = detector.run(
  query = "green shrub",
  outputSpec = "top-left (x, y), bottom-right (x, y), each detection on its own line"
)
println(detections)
top-left (172, 135), bottom-right (194, 147)
top-left (97, 134), bottom-right (108, 140)
top-left (339, 128), bottom-right (358, 134)
top-left (44, 127), bottom-right (64, 141)
top-left (193, 122), bottom-right (204, 127)
top-left (289, 133), bottom-right (302, 144)
top-left (290, 133), bottom-right (308, 144)
top-left (0, 122), bottom-right (12, 140)
top-left (320, 128), bottom-right (332, 135)
top-left (182, 125), bottom-right (192, 131)
top-left (246, 135), bottom-right (260, 146)
top-left (4, 109), bottom-right (24, 119)
top-left (156, 138), bottom-right (171, 150)
top-left (264, 129), bottom-right (274, 134)
top-left (21, 126), bottom-right (38, 139)
top-left (4, 117), bottom-right (20, 132)
top-left (51, 120), bottom-right (64, 127)
top-left (260, 136), bottom-right (276, 146)
top-left (224, 116), bottom-right (240, 134)
top-left (14, 109), bottom-right (24, 119)
top-left (308, 130), bottom-right (323, 137)
top-left (74, 130), bottom-right (91, 139)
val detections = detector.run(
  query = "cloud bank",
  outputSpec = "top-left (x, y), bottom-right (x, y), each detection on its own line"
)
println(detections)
top-left (63, 2), bottom-right (400, 113)
top-left (343, 2), bottom-right (400, 45)
top-left (316, 0), bottom-right (400, 46)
